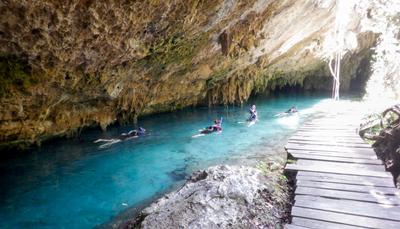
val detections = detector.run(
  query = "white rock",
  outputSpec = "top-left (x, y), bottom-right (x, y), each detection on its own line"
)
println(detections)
top-left (136, 165), bottom-right (287, 229)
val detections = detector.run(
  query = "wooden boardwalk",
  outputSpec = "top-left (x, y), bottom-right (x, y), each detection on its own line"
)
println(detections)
top-left (284, 114), bottom-right (400, 229)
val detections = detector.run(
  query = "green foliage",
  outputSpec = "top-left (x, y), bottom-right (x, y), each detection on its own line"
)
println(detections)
top-left (359, 112), bottom-right (383, 139)
top-left (256, 161), bottom-right (289, 210)
top-left (0, 55), bottom-right (36, 97)
top-left (382, 112), bottom-right (399, 128)
top-left (139, 32), bottom-right (209, 78)
top-left (256, 161), bottom-right (271, 175)
top-left (206, 67), bottom-right (231, 88)
top-left (286, 159), bottom-right (296, 164)
top-left (256, 161), bottom-right (286, 182)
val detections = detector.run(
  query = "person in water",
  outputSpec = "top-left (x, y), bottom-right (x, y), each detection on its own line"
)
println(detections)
top-left (286, 106), bottom-right (298, 114)
top-left (213, 119), bottom-right (222, 131)
top-left (248, 104), bottom-right (258, 121)
top-left (94, 127), bottom-right (146, 143)
top-left (202, 119), bottom-right (222, 133)
top-left (121, 127), bottom-right (146, 139)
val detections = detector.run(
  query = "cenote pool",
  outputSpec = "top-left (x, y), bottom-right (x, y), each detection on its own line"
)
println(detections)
top-left (1, 94), bottom-right (331, 229)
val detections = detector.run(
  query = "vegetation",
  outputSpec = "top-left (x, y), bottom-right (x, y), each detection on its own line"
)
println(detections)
top-left (256, 160), bottom-right (290, 213)
top-left (138, 32), bottom-right (210, 78)
top-left (206, 67), bottom-right (232, 88)
top-left (359, 105), bottom-right (400, 141)
top-left (0, 54), bottom-right (36, 97)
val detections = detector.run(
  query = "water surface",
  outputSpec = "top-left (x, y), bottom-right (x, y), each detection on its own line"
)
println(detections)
top-left (0, 94), bottom-right (328, 228)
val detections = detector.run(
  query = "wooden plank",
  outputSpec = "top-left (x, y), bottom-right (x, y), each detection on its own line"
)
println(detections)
top-left (284, 224), bottom-right (311, 229)
top-left (290, 139), bottom-right (367, 146)
top-left (308, 116), bottom-right (361, 120)
top-left (296, 180), bottom-right (398, 194)
top-left (293, 132), bottom-right (362, 136)
top-left (294, 159), bottom-right (384, 172)
top-left (291, 217), bottom-right (362, 229)
top-left (289, 137), bottom-right (368, 143)
top-left (304, 123), bottom-right (358, 127)
top-left (290, 138), bottom-right (367, 146)
top-left (304, 122), bottom-right (358, 125)
top-left (285, 143), bottom-right (376, 155)
top-left (305, 123), bottom-right (359, 127)
top-left (306, 119), bottom-right (357, 121)
top-left (305, 120), bottom-right (358, 124)
top-left (307, 119), bottom-right (362, 123)
top-left (292, 206), bottom-right (400, 229)
top-left (300, 127), bottom-right (356, 131)
top-left (292, 133), bottom-right (361, 138)
top-left (303, 126), bottom-right (358, 130)
top-left (295, 186), bottom-right (400, 205)
top-left (285, 164), bottom-right (391, 178)
top-left (304, 120), bottom-right (357, 123)
top-left (289, 152), bottom-right (382, 165)
top-left (288, 142), bottom-right (370, 150)
top-left (299, 129), bottom-right (357, 132)
top-left (294, 129), bottom-right (358, 134)
top-left (294, 195), bottom-right (400, 221)
top-left (290, 136), bottom-right (367, 144)
top-left (299, 125), bottom-right (356, 130)
top-left (293, 131), bottom-right (360, 136)
top-left (297, 129), bottom-right (358, 135)
top-left (287, 149), bottom-right (377, 160)
top-left (302, 127), bottom-right (358, 131)
top-left (288, 140), bottom-right (371, 148)
top-left (296, 171), bottom-right (394, 187)
top-left (295, 128), bottom-right (358, 133)
top-left (289, 135), bottom-right (367, 142)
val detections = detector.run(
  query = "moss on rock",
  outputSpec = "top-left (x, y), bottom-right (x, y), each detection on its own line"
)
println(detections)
top-left (0, 54), bottom-right (36, 97)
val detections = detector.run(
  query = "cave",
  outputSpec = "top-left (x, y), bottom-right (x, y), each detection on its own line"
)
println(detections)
top-left (0, 1), bottom-right (399, 228)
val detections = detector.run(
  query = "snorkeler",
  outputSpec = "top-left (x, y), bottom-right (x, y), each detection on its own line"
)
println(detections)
top-left (248, 104), bottom-right (258, 121)
top-left (275, 106), bottom-right (298, 117)
top-left (94, 127), bottom-right (146, 147)
top-left (121, 127), bottom-right (146, 139)
top-left (202, 119), bottom-right (222, 133)
top-left (192, 118), bottom-right (223, 137)
top-left (285, 106), bottom-right (298, 114)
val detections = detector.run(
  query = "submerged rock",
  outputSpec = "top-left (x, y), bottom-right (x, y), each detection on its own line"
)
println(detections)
top-left (126, 165), bottom-right (288, 229)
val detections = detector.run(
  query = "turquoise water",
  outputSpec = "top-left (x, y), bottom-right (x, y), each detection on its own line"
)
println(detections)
top-left (0, 94), bottom-right (327, 229)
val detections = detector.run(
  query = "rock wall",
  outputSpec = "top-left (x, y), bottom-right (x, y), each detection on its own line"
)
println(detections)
top-left (0, 0), bottom-right (378, 148)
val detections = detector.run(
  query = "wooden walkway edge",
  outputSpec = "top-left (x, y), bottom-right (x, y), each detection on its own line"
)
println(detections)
top-left (284, 114), bottom-right (400, 229)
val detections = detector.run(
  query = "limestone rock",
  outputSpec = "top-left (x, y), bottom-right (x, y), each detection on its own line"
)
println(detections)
top-left (127, 165), bottom-right (288, 229)
top-left (0, 0), bottom-right (383, 148)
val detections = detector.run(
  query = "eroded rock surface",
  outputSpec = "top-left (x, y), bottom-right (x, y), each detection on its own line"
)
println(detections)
top-left (0, 0), bottom-right (381, 147)
top-left (125, 165), bottom-right (288, 229)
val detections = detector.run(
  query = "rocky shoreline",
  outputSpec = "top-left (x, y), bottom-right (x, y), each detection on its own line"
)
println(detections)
top-left (111, 163), bottom-right (289, 229)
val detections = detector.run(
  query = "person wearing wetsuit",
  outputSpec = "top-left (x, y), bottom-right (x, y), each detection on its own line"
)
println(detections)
top-left (96, 127), bottom-right (146, 142)
top-left (286, 106), bottom-right (298, 114)
top-left (120, 127), bottom-right (146, 140)
top-left (137, 127), bottom-right (146, 136)
top-left (211, 119), bottom-right (222, 131)
top-left (248, 104), bottom-right (257, 121)
top-left (201, 119), bottom-right (222, 134)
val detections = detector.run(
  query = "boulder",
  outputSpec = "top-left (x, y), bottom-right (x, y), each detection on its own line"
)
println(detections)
top-left (127, 165), bottom-right (288, 229)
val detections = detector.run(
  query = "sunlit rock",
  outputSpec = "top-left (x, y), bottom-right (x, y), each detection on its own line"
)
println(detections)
top-left (128, 165), bottom-right (288, 228)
